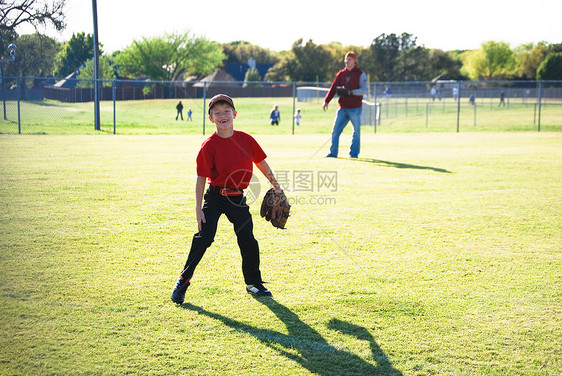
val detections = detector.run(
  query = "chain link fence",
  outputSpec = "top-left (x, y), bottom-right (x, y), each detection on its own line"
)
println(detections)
top-left (367, 80), bottom-right (562, 132)
top-left (0, 77), bottom-right (560, 135)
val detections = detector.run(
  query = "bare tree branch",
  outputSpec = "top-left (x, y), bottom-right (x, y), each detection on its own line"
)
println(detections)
top-left (0, 0), bottom-right (66, 32)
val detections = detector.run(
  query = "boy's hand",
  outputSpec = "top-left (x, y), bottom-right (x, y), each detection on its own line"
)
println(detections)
top-left (196, 207), bottom-right (206, 232)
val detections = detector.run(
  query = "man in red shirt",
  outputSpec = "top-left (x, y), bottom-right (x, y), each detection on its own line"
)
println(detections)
top-left (171, 94), bottom-right (283, 303)
top-left (323, 52), bottom-right (367, 158)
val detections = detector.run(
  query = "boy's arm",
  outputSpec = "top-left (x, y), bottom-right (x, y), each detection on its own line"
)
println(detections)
top-left (256, 160), bottom-right (281, 194)
top-left (195, 176), bottom-right (207, 231)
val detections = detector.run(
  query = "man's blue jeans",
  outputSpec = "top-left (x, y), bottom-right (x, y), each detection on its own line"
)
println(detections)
top-left (328, 107), bottom-right (362, 158)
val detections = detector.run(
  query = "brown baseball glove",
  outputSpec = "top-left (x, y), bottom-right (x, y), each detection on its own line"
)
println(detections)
top-left (260, 188), bottom-right (291, 229)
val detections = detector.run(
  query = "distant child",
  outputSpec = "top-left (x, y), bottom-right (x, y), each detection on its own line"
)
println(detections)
top-left (294, 108), bottom-right (302, 126)
top-left (430, 86), bottom-right (437, 101)
top-left (171, 94), bottom-right (283, 304)
top-left (187, 108), bottom-right (193, 121)
top-left (269, 104), bottom-right (280, 126)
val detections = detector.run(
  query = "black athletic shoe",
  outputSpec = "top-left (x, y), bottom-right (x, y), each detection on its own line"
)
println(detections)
top-left (246, 283), bottom-right (272, 297)
top-left (171, 277), bottom-right (190, 304)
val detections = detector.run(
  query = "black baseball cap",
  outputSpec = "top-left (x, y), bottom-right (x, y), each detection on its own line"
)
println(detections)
top-left (208, 94), bottom-right (235, 115)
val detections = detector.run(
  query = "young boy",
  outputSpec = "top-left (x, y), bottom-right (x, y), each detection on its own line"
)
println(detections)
top-left (171, 94), bottom-right (282, 304)
top-left (294, 108), bottom-right (302, 126)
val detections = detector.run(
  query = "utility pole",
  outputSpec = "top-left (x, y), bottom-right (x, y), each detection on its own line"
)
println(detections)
top-left (92, 0), bottom-right (101, 131)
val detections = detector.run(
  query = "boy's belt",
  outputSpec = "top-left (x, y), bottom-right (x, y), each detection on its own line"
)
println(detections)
top-left (210, 185), bottom-right (243, 196)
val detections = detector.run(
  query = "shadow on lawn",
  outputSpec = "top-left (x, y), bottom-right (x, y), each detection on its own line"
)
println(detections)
top-left (183, 298), bottom-right (402, 376)
top-left (351, 158), bottom-right (451, 173)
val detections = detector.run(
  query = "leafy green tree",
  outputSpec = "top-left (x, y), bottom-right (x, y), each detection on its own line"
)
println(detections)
top-left (399, 45), bottom-right (431, 81)
top-left (515, 42), bottom-right (549, 80)
top-left (463, 41), bottom-right (517, 80)
top-left (222, 41), bottom-right (280, 64)
top-left (428, 49), bottom-right (463, 79)
top-left (76, 55), bottom-right (115, 87)
top-left (115, 32), bottom-right (225, 81)
top-left (5, 33), bottom-right (59, 77)
top-left (264, 39), bottom-right (336, 82)
top-left (362, 33), bottom-right (428, 81)
top-left (54, 32), bottom-right (96, 78)
top-left (264, 52), bottom-right (293, 81)
top-left (291, 39), bottom-right (336, 82)
top-left (0, 0), bottom-right (66, 32)
top-left (243, 67), bottom-right (261, 87)
top-left (548, 43), bottom-right (562, 53)
top-left (536, 52), bottom-right (562, 80)
top-left (328, 42), bottom-right (367, 79)
top-left (268, 39), bottom-right (337, 82)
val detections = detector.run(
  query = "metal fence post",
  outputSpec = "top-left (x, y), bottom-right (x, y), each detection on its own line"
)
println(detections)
top-left (112, 80), bottom-right (116, 134)
top-left (375, 103), bottom-right (379, 133)
top-left (92, 0), bottom-right (101, 131)
top-left (456, 82), bottom-right (461, 133)
top-left (473, 101), bottom-right (476, 127)
top-left (405, 97), bottom-right (408, 118)
top-left (1, 63), bottom-right (6, 120)
top-left (373, 83), bottom-right (378, 130)
top-left (537, 81), bottom-right (542, 132)
top-left (292, 82), bottom-right (296, 135)
top-left (17, 78), bottom-right (21, 134)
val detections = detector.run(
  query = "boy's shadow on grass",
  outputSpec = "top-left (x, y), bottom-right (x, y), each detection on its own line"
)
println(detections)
top-left (183, 298), bottom-right (402, 376)
top-left (351, 157), bottom-right (451, 173)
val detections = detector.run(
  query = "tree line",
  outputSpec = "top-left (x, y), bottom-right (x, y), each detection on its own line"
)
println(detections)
top-left (1, 1), bottom-right (561, 84)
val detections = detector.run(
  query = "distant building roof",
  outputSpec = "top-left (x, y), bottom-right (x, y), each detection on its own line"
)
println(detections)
top-left (53, 71), bottom-right (78, 88)
top-left (193, 69), bottom-right (239, 87)
top-left (432, 74), bottom-right (457, 83)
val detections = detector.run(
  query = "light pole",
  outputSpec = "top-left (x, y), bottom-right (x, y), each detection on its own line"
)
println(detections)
top-left (92, 0), bottom-right (101, 131)
top-left (1, 43), bottom-right (17, 120)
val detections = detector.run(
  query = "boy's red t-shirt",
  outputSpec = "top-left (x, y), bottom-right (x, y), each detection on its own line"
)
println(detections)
top-left (196, 130), bottom-right (267, 189)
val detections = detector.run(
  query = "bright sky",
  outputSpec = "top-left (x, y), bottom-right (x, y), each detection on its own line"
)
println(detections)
top-left (16, 0), bottom-right (562, 53)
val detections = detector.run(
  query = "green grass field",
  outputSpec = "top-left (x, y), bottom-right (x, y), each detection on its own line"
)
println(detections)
top-left (1, 97), bottom-right (561, 135)
top-left (0, 132), bottom-right (560, 375)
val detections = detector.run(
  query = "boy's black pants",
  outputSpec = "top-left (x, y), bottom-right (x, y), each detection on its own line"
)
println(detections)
top-left (181, 189), bottom-right (263, 285)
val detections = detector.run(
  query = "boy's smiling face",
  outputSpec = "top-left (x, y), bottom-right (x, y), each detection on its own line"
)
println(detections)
top-left (209, 102), bottom-right (237, 137)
